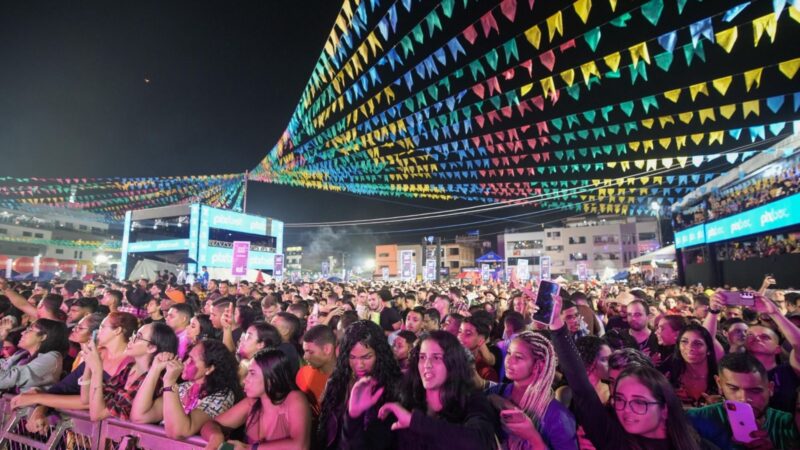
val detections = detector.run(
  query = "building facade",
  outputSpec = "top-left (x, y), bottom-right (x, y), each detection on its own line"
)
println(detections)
top-left (285, 246), bottom-right (303, 273)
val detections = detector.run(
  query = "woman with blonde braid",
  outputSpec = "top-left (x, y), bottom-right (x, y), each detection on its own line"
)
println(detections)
top-left (487, 331), bottom-right (578, 450)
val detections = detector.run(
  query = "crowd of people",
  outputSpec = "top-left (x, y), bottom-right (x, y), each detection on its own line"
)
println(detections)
top-left (0, 270), bottom-right (798, 449)
top-left (673, 161), bottom-right (800, 231)
top-left (716, 234), bottom-right (800, 262)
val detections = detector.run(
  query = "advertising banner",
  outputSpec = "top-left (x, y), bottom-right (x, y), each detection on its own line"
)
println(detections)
top-left (400, 250), bottom-right (413, 280)
top-left (382, 267), bottom-right (390, 280)
top-left (481, 264), bottom-right (491, 281)
top-left (273, 254), bottom-right (284, 279)
top-left (516, 259), bottom-right (529, 280)
top-left (540, 255), bottom-right (551, 280)
top-left (577, 262), bottom-right (588, 281)
top-left (231, 241), bottom-right (250, 276)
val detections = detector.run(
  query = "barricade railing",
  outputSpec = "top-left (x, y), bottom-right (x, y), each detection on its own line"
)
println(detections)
top-left (0, 395), bottom-right (207, 450)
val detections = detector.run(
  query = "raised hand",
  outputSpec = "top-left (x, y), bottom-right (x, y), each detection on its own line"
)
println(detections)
top-left (549, 293), bottom-right (564, 331)
top-left (163, 358), bottom-right (184, 385)
top-left (378, 402), bottom-right (412, 430)
top-left (347, 376), bottom-right (384, 418)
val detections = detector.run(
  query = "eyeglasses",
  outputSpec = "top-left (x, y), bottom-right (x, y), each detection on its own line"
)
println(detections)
top-left (612, 397), bottom-right (661, 415)
top-left (130, 333), bottom-right (152, 344)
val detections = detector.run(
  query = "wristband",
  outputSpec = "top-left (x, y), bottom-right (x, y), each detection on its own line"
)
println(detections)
top-left (708, 308), bottom-right (721, 315)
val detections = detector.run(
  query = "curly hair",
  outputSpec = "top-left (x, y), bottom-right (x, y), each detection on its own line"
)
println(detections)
top-left (317, 320), bottom-right (400, 442)
top-left (402, 330), bottom-right (475, 423)
top-left (197, 339), bottom-right (244, 402)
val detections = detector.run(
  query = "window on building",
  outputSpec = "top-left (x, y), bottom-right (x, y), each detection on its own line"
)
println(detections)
top-left (546, 231), bottom-right (561, 238)
top-left (0, 228), bottom-right (6, 234)
top-left (593, 235), bottom-right (619, 245)
top-left (34, 233), bottom-right (44, 238)
top-left (569, 252), bottom-right (588, 261)
top-left (449, 248), bottom-right (459, 256)
top-left (512, 240), bottom-right (543, 250)
top-left (449, 261), bottom-right (460, 268)
top-left (79, 225), bottom-right (88, 231)
top-left (378, 253), bottom-right (390, 258)
top-left (638, 232), bottom-right (656, 241)
top-left (91, 227), bottom-right (102, 233)
top-left (545, 245), bottom-right (564, 252)
top-left (55, 249), bottom-right (64, 255)
top-left (23, 231), bottom-right (32, 237)
top-left (569, 236), bottom-right (587, 245)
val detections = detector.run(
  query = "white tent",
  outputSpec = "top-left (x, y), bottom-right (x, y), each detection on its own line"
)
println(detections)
top-left (631, 244), bottom-right (675, 265)
top-left (127, 259), bottom-right (180, 281)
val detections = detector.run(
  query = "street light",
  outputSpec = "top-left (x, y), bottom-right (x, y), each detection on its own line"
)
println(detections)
top-left (651, 202), bottom-right (662, 249)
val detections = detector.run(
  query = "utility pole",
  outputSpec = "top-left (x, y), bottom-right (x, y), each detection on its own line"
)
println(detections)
top-left (242, 170), bottom-right (249, 213)
top-left (435, 236), bottom-right (442, 282)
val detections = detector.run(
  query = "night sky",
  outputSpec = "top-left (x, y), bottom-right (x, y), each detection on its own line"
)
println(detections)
top-left (0, 0), bottom-right (568, 262)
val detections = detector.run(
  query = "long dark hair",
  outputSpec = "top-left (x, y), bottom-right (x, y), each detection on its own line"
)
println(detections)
top-left (197, 339), bottom-right (244, 402)
top-left (669, 323), bottom-right (718, 395)
top-left (33, 318), bottom-right (69, 356)
top-left (615, 365), bottom-right (702, 450)
top-left (402, 330), bottom-right (475, 423)
top-left (246, 348), bottom-right (298, 429)
top-left (317, 320), bottom-right (400, 441)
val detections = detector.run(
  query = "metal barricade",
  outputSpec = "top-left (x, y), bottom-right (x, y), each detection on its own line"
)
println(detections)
top-left (99, 419), bottom-right (207, 450)
top-left (0, 407), bottom-right (99, 450)
top-left (0, 393), bottom-right (207, 450)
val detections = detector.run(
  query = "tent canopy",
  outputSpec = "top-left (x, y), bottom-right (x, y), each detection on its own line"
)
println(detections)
top-left (476, 251), bottom-right (504, 263)
top-left (631, 245), bottom-right (676, 265)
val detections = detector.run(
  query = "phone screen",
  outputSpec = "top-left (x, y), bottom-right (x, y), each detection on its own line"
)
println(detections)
top-left (533, 280), bottom-right (560, 325)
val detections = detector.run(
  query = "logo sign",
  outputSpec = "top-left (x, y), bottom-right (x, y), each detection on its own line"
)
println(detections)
top-left (674, 225), bottom-right (706, 249)
top-left (5, 258), bottom-right (13, 278)
top-left (231, 241), bottom-right (250, 276)
top-left (516, 259), bottom-right (529, 280)
top-left (424, 259), bottom-right (436, 281)
top-left (273, 254), bottom-right (284, 279)
top-left (706, 192), bottom-right (800, 244)
top-left (577, 262), bottom-right (588, 281)
top-left (481, 264), bottom-right (491, 281)
top-left (321, 262), bottom-right (330, 277)
top-left (206, 206), bottom-right (267, 235)
top-left (540, 256), bottom-right (551, 281)
top-left (382, 267), bottom-right (390, 280)
top-left (127, 239), bottom-right (191, 253)
top-left (400, 250), bottom-right (413, 280)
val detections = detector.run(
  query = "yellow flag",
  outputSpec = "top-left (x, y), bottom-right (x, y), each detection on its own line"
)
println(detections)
top-left (603, 52), bottom-right (622, 72)
top-left (708, 131), bottom-right (724, 145)
top-left (691, 133), bottom-right (705, 145)
top-left (643, 140), bottom-right (654, 153)
top-left (546, 11), bottom-right (564, 42)
top-left (540, 76), bottom-right (556, 97)
top-left (658, 115), bottom-right (675, 128)
top-left (779, 57), bottom-right (800, 79)
top-left (742, 99), bottom-right (760, 118)
top-left (609, 0), bottom-right (618, 12)
top-left (676, 135), bottom-right (687, 149)
top-left (712, 76), bottom-right (733, 96)
top-left (743, 67), bottom-right (763, 92)
top-left (367, 32), bottom-right (383, 56)
top-left (641, 118), bottom-right (655, 129)
top-left (560, 69), bottom-right (576, 87)
top-left (689, 82), bottom-right (709, 101)
top-left (573, 0), bottom-right (592, 24)
top-left (715, 27), bottom-right (738, 53)
top-left (629, 141), bottom-right (641, 152)
top-left (580, 61), bottom-right (601, 84)
top-left (663, 88), bottom-right (681, 103)
top-left (719, 104), bottom-right (737, 119)
top-left (791, 4), bottom-right (800, 23)
top-left (525, 25), bottom-right (542, 49)
top-left (628, 42), bottom-right (650, 66)
top-left (752, 13), bottom-right (778, 45)
top-left (678, 111), bottom-right (694, 124)
top-left (520, 83), bottom-right (533, 96)
top-left (698, 108), bottom-right (716, 124)
top-left (659, 137), bottom-right (672, 149)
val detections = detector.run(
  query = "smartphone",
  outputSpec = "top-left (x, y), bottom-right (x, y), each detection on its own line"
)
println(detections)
top-left (720, 291), bottom-right (755, 307)
top-left (532, 280), bottom-right (560, 326)
top-left (724, 400), bottom-right (758, 443)
top-left (91, 330), bottom-right (99, 345)
top-left (500, 409), bottom-right (527, 423)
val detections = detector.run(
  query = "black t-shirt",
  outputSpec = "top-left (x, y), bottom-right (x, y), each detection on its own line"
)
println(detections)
top-left (379, 307), bottom-right (402, 332)
top-left (768, 363), bottom-right (800, 413)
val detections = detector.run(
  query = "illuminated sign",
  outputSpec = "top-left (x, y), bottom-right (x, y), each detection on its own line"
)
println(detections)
top-left (201, 246), bottom-right (276, 270)
top-left (674, 225), bottom-right (706, 249)
top-left (204, 206), bottom-right (266, 235)
top-left (127, 239), bottom-right (191, 253)
top-left (705, 193), bottom-right (800, 244)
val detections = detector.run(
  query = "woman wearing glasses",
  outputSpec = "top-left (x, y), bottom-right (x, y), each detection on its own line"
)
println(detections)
top-left (550, 295), bottom-right (706, 450)
top-left (131, 339), bottom-right (243, 439)
top-left (10, 312), bottom-right (136, 433)
top-left (0, 318), bottom-right (68, 391)
top-left (81, 320), bottom-right (178, 421)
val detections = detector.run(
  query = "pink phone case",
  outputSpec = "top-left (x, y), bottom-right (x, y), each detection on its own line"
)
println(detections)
top-left (724, 401), bottom-right (757, 443)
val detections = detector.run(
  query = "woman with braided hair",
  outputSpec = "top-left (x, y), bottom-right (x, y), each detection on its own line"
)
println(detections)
top-left (487, 331), bottom-right (578, 450)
